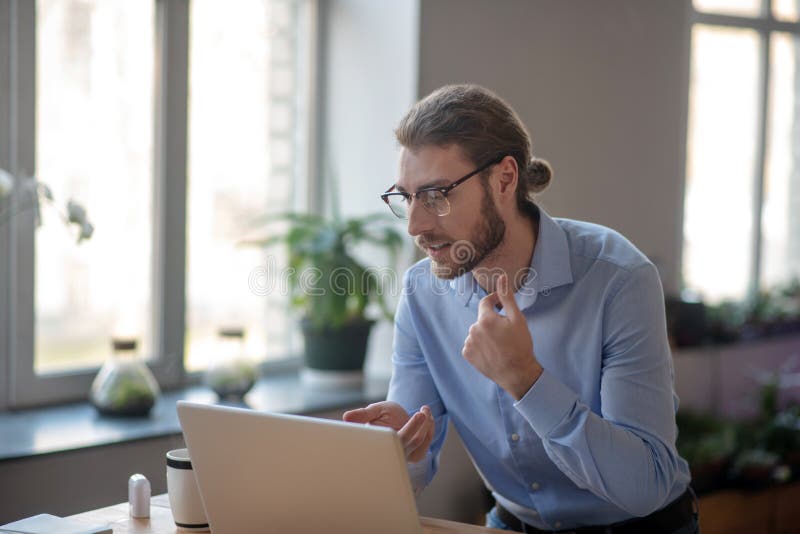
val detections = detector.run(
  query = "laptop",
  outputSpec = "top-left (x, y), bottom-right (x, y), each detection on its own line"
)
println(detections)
top-left (176, 401), bottom-right (423, 534)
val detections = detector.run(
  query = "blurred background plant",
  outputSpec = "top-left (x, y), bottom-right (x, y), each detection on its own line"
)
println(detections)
top-left (677, 362), bottom-right (800, 495)
top-left (0, 167), bottom-right (93, 243)
top-left (242, 210), bottom-right (403, 377)
top-left (243, 211), bottom-right (403, 330)
top-left (667, 277), bottom-right (800, 348)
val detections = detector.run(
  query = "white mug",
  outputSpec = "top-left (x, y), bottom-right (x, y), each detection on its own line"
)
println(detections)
top-left (166, 448), bottom-right (210, 531)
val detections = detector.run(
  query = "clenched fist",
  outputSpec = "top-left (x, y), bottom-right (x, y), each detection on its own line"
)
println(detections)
top-left (462, 273), bottom-right (543, 400)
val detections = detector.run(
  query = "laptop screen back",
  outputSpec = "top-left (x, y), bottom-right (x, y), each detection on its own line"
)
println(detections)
top-left (176, 401), bottom-right (422, 534)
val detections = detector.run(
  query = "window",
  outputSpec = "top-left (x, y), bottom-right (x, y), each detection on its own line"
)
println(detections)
top-left (35, 0), bottom-right (156, 374)
top-left (185, 0), bottom-right (306, 371)
top-left (0, 0), bottom-right (315, 409)
top-left (683, 1), bottom-right (800, 302)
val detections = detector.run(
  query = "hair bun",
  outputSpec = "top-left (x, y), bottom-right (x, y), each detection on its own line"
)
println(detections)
top-left (527, 157), bottom-right (553, 193)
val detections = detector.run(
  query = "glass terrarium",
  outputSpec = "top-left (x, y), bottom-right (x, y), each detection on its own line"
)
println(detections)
top-left (204, 328), bottom-right (258, 400)
top-left (89, 339), bottom-right (160, 416)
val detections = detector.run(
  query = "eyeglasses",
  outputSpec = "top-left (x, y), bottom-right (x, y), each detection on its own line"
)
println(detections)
top-left (381, 154), bottom-right (506, 219)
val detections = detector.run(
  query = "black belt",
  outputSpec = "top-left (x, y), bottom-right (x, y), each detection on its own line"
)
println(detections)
top-left (495, 488), bottom-right (698, 534)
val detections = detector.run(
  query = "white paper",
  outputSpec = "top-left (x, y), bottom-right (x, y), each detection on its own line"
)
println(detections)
top-left (0, 513), bottom-right (112, 534)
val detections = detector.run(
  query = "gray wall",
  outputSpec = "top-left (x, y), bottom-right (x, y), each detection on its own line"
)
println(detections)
top-left (320, 0), bottom-right (419, 204)
top-left (417, 0), bottom-right (692, 295)
top-left (319, 0), bottom-right (420, 378)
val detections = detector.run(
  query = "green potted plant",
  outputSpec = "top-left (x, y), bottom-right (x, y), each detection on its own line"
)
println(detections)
top-left (244, 212), bottom-right (403, 383)
top-left (677, 411), bottom-right (738, 494)
top-left (705, 299), bottom-right (746, 344)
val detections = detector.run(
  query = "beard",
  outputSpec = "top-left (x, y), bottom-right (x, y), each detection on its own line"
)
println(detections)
top-left (416, 183), bottom-right (506, 280)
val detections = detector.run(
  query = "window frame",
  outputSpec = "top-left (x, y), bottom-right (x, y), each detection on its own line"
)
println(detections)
top-left (0, 0), bottom-right (21, 413)
top-left (687, 0), bottom-right (800, 301)
top-left (1, 0), bottom-right (317, 409)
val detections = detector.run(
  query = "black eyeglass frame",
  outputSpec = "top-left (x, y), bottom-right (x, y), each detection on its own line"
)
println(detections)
top-left (380, 154), bottom-right (507, 219)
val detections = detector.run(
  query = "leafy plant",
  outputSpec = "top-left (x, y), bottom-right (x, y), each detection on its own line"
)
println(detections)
top-left (750, 369), bottom-right (800, 465)
top-left (780, 277), bottom-right (800, 303)
top-left (0, 167), bottom-right (93, 242)
top-left (749, 290), bottom-right (786, 324)
top-left (243, 212), bottom-right (404, 330)
top-left (761, 407), bottom-right (800, 461)
top-left (677, 412), bottom-right (737, 466)
top-left (705, 300), bottom-right (747, 339)
top-left (701, 277), bottom-right (800, 344)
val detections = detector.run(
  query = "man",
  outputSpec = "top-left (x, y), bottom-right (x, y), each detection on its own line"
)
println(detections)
top-left (343, 84), bottom-right (697, 533)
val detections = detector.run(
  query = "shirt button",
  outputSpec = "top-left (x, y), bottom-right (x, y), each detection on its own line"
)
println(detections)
top-left (530, 482), bottom-right (540, 491)
top-left (511, 433), bottom-right (520, 442)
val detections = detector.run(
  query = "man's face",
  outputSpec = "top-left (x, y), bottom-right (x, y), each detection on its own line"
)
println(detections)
top-left (396, 145), bottom-right (506, 279)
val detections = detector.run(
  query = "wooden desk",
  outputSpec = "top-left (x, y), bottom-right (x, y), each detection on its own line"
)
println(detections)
top-left (69, 494), bottom-right (504, 533)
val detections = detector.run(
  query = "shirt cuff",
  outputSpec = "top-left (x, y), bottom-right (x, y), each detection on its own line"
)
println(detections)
top-left (514, 369), bottom-right (579, 437)
top-left (407, 453), bottom-right (431, 496)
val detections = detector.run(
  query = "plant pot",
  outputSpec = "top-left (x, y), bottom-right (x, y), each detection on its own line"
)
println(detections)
top-left (665, 297), bottom-right (707, 347)
top-left (300, 318), bottom-right (375, 372)
top-left (90, 340), bottom-right (160, 417)
top-left (204, 359), bottom-right (257, 400)
top-left (731, 449), bottom-right (780, 491)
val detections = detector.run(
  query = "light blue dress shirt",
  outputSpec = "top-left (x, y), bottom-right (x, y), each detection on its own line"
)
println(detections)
top-left (388, 207), bottom-right (691, 530)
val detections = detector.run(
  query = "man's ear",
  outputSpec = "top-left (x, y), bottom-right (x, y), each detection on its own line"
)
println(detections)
top-left (495, 156), bottom-right (519, 200)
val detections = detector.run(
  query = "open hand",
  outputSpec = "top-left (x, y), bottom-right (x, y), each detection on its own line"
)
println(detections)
top-left (462, 273), bottom-right (543, 400)
top-left (343, 401), bottom-right (434, 463)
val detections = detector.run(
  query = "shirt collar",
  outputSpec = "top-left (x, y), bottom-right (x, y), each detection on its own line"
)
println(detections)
top-left (449, 205), bottom-right (573, 308)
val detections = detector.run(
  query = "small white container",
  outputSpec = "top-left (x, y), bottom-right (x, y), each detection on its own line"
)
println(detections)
top-left (128, 473), bottom-right (151, 518)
